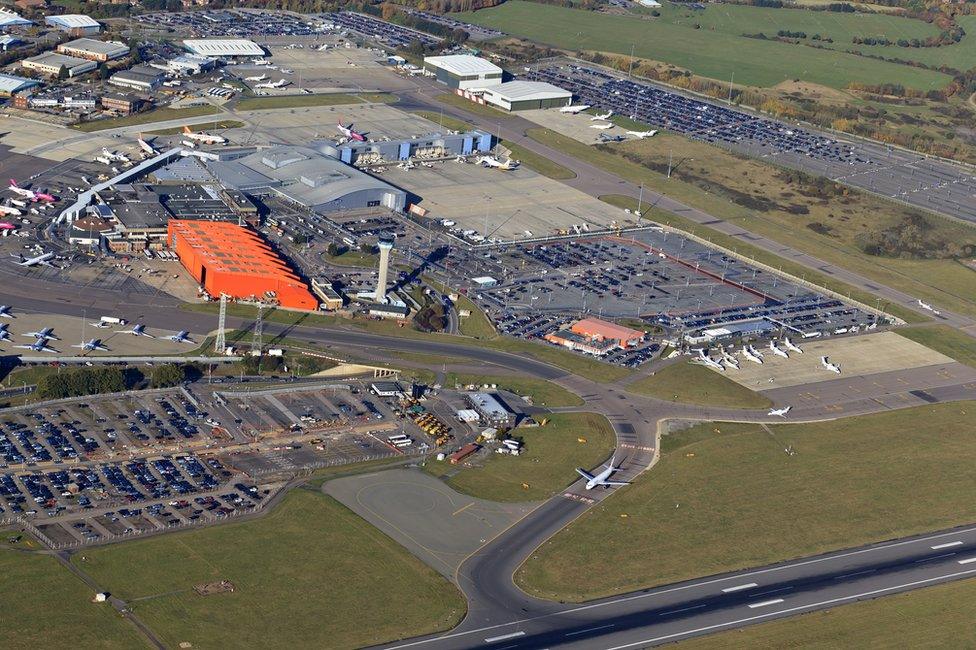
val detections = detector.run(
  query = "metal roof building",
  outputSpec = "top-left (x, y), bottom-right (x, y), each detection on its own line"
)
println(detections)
top-left (0, 9), bottom-right (30, 29)
top-left (183, 39), bottom-right (264, 58)
top-left (423, 54), bottom-right (503, 90)
top-left (0, 72), bottom-right (39, 96)
top-left (481, 80), bottom-right (571, 111)
top-left (206, 145), bottom-right (407, 213)
top-left (45, 14), bottom-right (101, 35)
top-left (21, 52), bottom-right (96, 77)
top-left (57, 38), bottom-right (129, 62)
top-left (168, 219), bottom-right (318, 311)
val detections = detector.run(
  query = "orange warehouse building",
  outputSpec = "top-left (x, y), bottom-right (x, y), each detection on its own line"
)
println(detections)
top-left (570, 317), bottom-right (644, 348)
top-left (168, 219), bottom-right (318, 311)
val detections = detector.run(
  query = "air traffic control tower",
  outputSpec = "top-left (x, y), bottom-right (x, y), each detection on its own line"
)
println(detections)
top-left (375, 238), bottom-right (394, 304)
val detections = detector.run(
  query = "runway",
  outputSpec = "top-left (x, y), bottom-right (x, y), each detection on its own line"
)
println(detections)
top-left (385, 525), bottom-right (976, 650)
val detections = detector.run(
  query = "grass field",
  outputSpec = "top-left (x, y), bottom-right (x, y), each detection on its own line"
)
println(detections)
top-left (234, 93), bottom-right (395, 111)
top-left (429, 412), bottom-right (614, 501)
top-left (896, 324), bottom-right (976, 368)
top-left (517, 403), bottom-right (976, 601)
top-left (444, 372), bottom-right (583, 407)
top-left (74, 106), bottom-right (221, 132)
top-left (75, 489), bottom-right (464, 649)
top-left (680, 576), bottom-right (976, 649)
top-left (627, 360), bottom-right (772, 409)
top-left (0, 538), bottom-right (146, 649)
top-left (458, 1), bottom-right (951, 90)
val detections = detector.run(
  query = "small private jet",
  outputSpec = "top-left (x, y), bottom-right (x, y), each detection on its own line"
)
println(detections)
top-left (116, 324), bottom-right (154, 338)
top-left (72, 338), bottom-right (109, 352)
top-left (768, 406), bottom-right (792, 418)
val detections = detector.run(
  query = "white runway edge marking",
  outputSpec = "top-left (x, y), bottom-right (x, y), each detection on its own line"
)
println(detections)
top-left (721, 583), bottom-right (758, 593)
top-left (484, 631), bottom-right (525, 643)
top-left (747, 599), bottom-right (784, 609)
top-left (932, 541), bottom-right (964, 550)
top-left (958, 557), bottom-right (976, 565)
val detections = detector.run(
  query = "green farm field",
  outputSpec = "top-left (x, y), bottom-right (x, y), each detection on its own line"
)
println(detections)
top-left (0, 538), bottom-right (146, 649)
top-left (458, 1), bottom-right (953, 89)
top-left (517, 403), bottom-right (976, 601)
top-left (75, 489), bottom-right (464, 649)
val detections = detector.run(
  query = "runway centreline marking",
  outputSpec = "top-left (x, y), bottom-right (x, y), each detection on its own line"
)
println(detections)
top-left (605, 567), bottom-right (976, 650)
top-left (565, 624), bottom-right (615, 637)
top-left (484, 631), bottom-right (525, 643)
top-left (384, 527), bottom-right (976, 650)
top-left (721, 582), bottom-right (757, 593)
top-left (659, 604), bottom-right (705, 617)
top-left (932, 541), bottom-right (963, 550)
top-left (958, 557), bottom-right (976, 565)
top-left (452, 502), bottom-right (475, 517)
top-left (747, 598), bottom-right (784, 609)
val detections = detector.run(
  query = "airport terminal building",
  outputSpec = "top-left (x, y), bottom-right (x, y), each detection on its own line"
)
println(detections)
top-left (318, 130), bottom-right (494, 166)
top-left (202, 145), bottom-right (407, 214)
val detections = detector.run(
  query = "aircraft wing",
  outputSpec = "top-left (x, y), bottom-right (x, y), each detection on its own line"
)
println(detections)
top-left (604, 480), bottom-right (630, 486)
top-left (575, 468), bottom-right (595, 481)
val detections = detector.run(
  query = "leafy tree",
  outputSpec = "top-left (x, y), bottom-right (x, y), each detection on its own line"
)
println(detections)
top-left (149, 364), bottom-right (186, 388)
top-left (57, 65), bottom-right (69, 81)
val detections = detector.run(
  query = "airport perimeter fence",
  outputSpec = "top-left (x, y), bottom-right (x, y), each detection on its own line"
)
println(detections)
top-left (247, 451), bottom-right (403, 478)
top-left (31, 503), bottom-right (266, 551)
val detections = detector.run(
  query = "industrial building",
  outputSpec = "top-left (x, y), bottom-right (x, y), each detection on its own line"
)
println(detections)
top-left (0, 72), bottom-right (38, 96)
top-left (108, 65), bottom-right (165, 92)
top-left (311, 278), bottom-right (344, 311)
top-left (318, 130), bottom-right (494, 166)
top-left (56, 38), bottom-right (129, 62)
top-left (21, 52), bottom-right (96, 77)
top-left (423, 54), bottom-right (503, 90)
top-left (0, 8), bottom-right (31, 29)
top-left (480, 81), bottom-right (571, 111)
top-left (182, 38), bottom-right (264, 58)
top-left (168, 219), bottom-right (318, 311)
top-left (465, 392), bottom-right (514, 428)
top-left (167, 53), bottom-right (217, 75)
top-left (203, 145), bottom-right (407, 214)
top-left (545, 317), bottom-right (645, 355)
top-left (45, 14), bottom-right (101, 36)
top-left (100, 93), bottom-right (144, 115)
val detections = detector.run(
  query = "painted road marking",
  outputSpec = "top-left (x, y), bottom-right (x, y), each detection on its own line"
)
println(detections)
top-left (484, 631), bottom-right (525, 643)
top-left (565, 624), bottom-right (615, 637)
top-left (452, 502), bottom-right (475, 517)
top-left (834, 569), bottom-right (875, 580)
top-left (659, 604), bottom-right (706, 617)
top-left (958, 557), bottom-right (976, 565)
top-left (932, 541), bottom-right (963, 550)
top-left (722, 582), bottom-right (758, 593)
top-left (747, 599), bottom-right (784, 609)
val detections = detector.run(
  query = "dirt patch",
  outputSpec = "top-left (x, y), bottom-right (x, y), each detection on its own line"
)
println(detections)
top-left (772, 80), bottom-right (853, 104)
top-left (194, 580), bottom-right (236, 596)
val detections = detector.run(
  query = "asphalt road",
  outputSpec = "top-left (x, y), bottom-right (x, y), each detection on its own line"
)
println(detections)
top-left (386, 524), bottom-right (976, 650)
